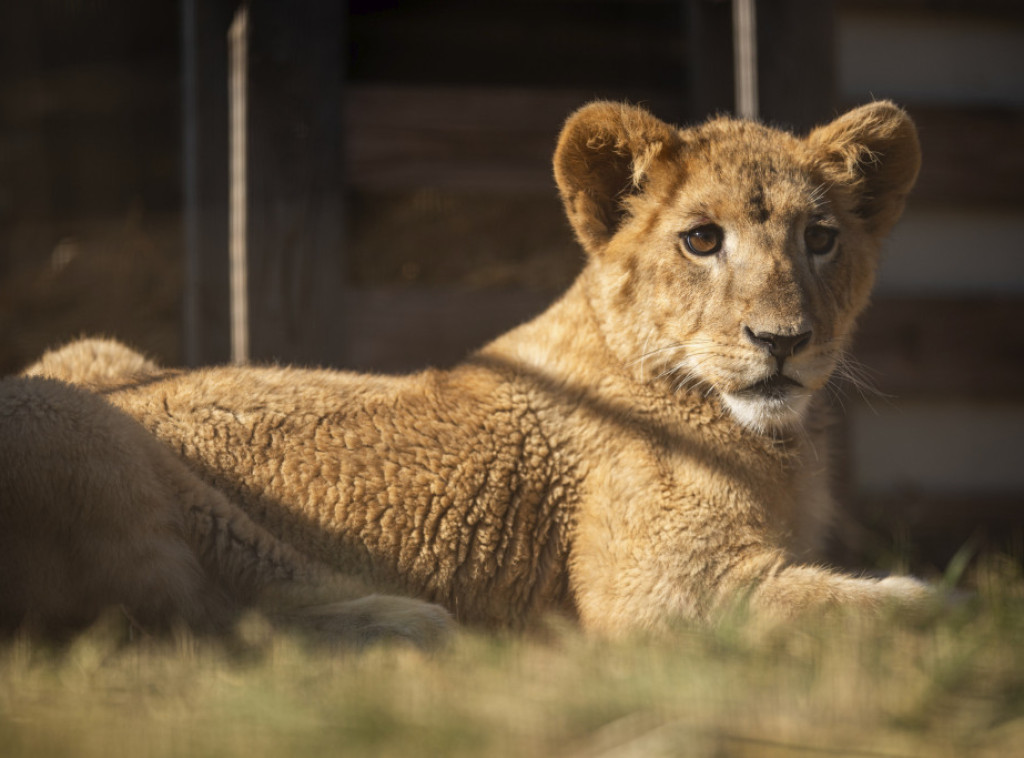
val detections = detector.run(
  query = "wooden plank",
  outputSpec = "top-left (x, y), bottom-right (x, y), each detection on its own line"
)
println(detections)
top-left (183, 0), bottom-right (348, 367)
top-left (346, 86), bottom-right (685, 192)
top-left (838, 0), bottom-right (1024, 21)
top-left (347, 1), bottom-right (687, 92)
top-left (345, 86), bottom-right (575, 192)
top-left (343, 288), bottom-right (550, 373)
top-left (245, 0), bottom-right (346, 367)
top-left (732, 0), bottom-right (758, 120)
top-left (908, 106), bottom-right (1024, 209)
top-left (684, 0), bottom-right (735, 120)
top-left (853, 296), bottom-right (1024, 399)
top-left (347, 87), bottom-right (1023, 207)
top-left (228, 4), bottom-right (249, 365)
top-left (756, 0), bottom-right (837, 132)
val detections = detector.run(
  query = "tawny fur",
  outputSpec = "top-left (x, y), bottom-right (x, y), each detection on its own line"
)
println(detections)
top-left (1, 101), bottom-right (931, 642)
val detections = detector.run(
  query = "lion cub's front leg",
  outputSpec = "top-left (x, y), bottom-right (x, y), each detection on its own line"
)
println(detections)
top-left (570, 468), bottom-right (934, 636)
top-left (573, 531), bottom-right (934, 636)
top-left (739, 562), bottom-right (934, 622)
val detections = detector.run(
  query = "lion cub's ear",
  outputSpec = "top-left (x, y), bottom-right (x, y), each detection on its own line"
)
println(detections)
top-left (808, 101), bottom-right (921, 236)
top-left (554, 101), bottom-right (681, 256)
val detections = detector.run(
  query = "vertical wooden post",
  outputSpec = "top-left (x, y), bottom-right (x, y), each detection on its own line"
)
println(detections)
top-left (686, 0), bottom-right (834, 130)
top-left (756, 0), bottom-right (836, 132)
top-left (181, 0), bottom-right (199, 365)
top-left (245, 0), bottom-right (346, 367)
top-left (180, 0), bottom-right (233, 366)
top-left (228, 4), bottom-right (250, 365)
top-left (732, 0), bottom-right (759, 120)
top-left (181, 0), bottom-right (345, 368)
top-left (685, 0), bottom-right (735, 121)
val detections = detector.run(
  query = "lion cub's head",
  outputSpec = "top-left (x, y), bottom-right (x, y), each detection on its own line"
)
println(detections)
top-left (554, 101), bottom-right (920, 433)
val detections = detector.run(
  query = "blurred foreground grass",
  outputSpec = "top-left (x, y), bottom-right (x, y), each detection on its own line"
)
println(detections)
top-left (2, 560), bottom-right (1023, 758)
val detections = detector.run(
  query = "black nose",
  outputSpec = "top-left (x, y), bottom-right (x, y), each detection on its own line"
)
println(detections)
top-left (744, 327), bottom-right (812, 358)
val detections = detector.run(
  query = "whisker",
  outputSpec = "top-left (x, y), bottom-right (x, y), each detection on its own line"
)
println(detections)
top-left (638, 334), bottom-right (651, 383)
top-left (834, 355), bottom-right (892, 400)
top-left (824, 380), bottom-right (848, 414)
top-left (627, 340), bottom-right (719, 373)
top-left (791, 397), bottom-right (820, 461)
top-left (824, 352), bottom-right (898, 418)
top-left (641, 346), bottom-right (721, 383)
top-left (626, 342), bottom-right (681, 367)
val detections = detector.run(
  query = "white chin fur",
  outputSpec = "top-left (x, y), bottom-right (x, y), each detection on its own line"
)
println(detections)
top-left (721, 391), bottom-right (812, 433)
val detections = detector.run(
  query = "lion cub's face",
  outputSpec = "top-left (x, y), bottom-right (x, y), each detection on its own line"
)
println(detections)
top-left (555, 102), bottom-right (921, 433)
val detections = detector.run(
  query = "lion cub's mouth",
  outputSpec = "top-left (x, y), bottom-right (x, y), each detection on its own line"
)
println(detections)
top-left (722, 374), bottom-right (811, 432)
top-left (737, 374), bottom-right (803, 400)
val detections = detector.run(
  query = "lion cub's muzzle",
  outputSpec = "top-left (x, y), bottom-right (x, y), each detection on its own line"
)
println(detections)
top-left (742, 326), bottom-right (812, 363)
top-left (716, 323), bottom-right (819, 432)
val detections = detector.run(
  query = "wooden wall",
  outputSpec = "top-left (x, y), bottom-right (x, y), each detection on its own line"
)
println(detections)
top-left (831, 0), bottom-right (1024, 569)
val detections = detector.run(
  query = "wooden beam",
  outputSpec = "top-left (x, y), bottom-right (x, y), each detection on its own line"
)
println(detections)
top-left (838, 0), bottom-right (1024, 22)
top-left (245, 0), bottom-right (346, 367)
top-left (228, 3), bottom-right (249, 365)
top-left (756, 0), bottom-right (837, 133)
top-left (180, 0), bottom-right (233, 366)
top-left (687, 0), bottom-right (838, 130)
top-left (345, 86), bottom-right (682, 193)
top-left (732, 0), bottom-right (759, 120)
top-left (182, 0), bottom-right (346, 368)
top-left (685, 0), bottom-right (734, 120)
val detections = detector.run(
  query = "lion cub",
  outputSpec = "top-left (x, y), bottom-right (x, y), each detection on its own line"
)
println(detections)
top-left (1, 100), bottom-right (930, 642)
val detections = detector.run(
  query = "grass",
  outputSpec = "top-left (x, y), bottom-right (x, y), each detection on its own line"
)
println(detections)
top-left (2, 560), bottom-right (1024, 758)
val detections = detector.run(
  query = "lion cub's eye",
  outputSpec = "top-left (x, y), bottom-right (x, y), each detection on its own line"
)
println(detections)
top-left (805, 225), bottom-right (838, 256)
top-left (681, 224), bottom-right (724, 257)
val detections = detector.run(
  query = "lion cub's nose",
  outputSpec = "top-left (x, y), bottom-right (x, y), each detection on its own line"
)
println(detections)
top-left (744, 327), bottom-right (812, 358)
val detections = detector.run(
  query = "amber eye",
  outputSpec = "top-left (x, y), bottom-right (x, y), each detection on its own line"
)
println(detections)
top-left (805, 225), bottom-right (838, 256)
top-left (682, 224), bottom-right (724, 256)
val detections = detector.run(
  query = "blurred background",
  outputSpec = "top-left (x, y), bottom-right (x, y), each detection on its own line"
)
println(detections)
top-left (0, 0), bottom-right (1021, 574)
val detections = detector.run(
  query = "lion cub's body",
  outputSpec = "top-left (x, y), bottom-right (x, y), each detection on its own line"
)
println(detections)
top-left (1, 101), bottom-right (930, 641)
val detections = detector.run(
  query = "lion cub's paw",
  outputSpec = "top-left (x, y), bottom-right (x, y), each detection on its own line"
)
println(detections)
top-left (877, 575), bottom-right (932, 598)
top-left (874, 575), bottom-right (947, 618)
top-left (283, 594), bottom-right (454, 649)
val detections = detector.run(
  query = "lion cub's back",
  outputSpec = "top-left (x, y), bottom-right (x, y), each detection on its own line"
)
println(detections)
top-left (102, 361), bottom-right (578, 626)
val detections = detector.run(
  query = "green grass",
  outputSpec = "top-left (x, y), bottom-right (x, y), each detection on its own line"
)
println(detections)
top-left (3, 561), bottom-right (1024, 758)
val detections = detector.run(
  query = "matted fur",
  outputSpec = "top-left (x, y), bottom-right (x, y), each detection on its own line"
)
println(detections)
top-left (1, 101), bottom-right (930, 642)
